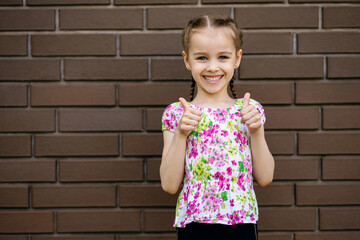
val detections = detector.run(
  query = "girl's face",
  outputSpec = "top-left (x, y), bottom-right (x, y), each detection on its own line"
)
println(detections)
top-left (183, 27), bottom-right (242, 99)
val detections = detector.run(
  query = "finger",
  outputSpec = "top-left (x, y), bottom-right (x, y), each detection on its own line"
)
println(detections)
top-left (189, 107), bottom-right (203, 117)
top-left (243, 92), bottom-right (250, 108)
top-left (181, 118), bottom-right (200, 127)
top-left (241, 110), bottom-right (255, 123)
top-left (249, 121), bottom-right (262, 130)
top-left (244, 113), bottom-right (261, 126)
top-left (179, 97), bottom-right (190, 110)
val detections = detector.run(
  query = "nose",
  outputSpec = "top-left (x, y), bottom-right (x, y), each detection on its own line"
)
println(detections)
top-left (207, 60), bottom-right (219, 72)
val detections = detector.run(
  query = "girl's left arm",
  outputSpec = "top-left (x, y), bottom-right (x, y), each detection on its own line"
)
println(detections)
top-left (249, 125), bottom-right (275, 187)
top-left (241, 93), bottom-right (275, 187)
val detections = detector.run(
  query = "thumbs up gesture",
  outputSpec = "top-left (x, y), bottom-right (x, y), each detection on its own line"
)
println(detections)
top-left (240, 93), bottom-right (262, 134)
top-left (177, 97), bottom-right (202, 137)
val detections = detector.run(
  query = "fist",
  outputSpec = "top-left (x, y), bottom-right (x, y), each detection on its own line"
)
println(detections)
top-left (240, 93), bottom-right (262, 134)
top-left (177, 97), bottom-right (202, 137)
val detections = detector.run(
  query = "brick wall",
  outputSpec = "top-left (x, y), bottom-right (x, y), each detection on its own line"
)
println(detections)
top-left (0, 0), bottom-right (359, 239)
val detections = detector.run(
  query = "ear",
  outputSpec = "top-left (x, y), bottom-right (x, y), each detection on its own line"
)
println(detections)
top-left (182, 51), bottom-right (191, 71)
top-left (235, 49), bottom-right (242, 69)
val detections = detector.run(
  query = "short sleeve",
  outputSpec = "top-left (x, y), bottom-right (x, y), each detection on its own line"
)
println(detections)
top-left (249, 98), bottom-right (266, 125)
top-left (161, 102), bottom-right (184, 132)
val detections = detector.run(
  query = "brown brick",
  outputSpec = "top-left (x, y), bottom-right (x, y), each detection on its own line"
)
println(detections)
top-left (296, 232), bottom-right (360, 240)
top-left (0, 84), bottom-right (27, 106)
top-left (258, 233), bottom-right (292, 240)
top-left (35, 134), bottom-right (119, 157)
top-left (255, 183), bottom-right (293, 206)
top-left (322, 156), bottom-right (360, 180)
top-left (274, 157), bottom-right (320, 180)
top-left (235, 7), bottom-right (318, 29)
top-left (239, 56), bottom-right (323, 79)
top-left (122, 133), bottom-right (162, 156)
top-left (143, 210), bottom-right (175, 232)
top-left (0, 186), bottom-right (28, 208)
top-left (119, 235), bottom-right (176, 240)
top-left (291, 0), bottom-right (359, 2)
top-left (243, 32), bottom-right (293, 54)
top-left (204, 0), bottom-right (282, 2)
top-left (57, 210), bottom-right (141, 232)
top-left (0, 236), bottom-right (27, 240)
top-left (298, 32), bottom-right (360, 53)
top-left (31, 84), bottom-right (116, 107)
top-left (120, 33), bottom-right (181, 56)
top-left (60, 8), bottom-right (142, 30)
top-left (266, 132), bottom-right (295, 155)
top-left (145, 108), bottom-right (163, 131)
top-left (0, 59), bottom-right (60, 81)
top-left (0, 159), bottom-right (55, 182)
top-left (296, 81), bottom-right (360, 104)
top-left (151, 58), bottom-right (190, 81)
top-left (32, 34), bottom-right (116, 56)
top-left (0, 35), bottom-right (27, 56)
top-left (323, 106), bottom-right (360, 129)
top-left (0, 135), bottom-right (31, 157)
top-left (298, 132), bottom-right (360, 154)
top-left (320, 207), bottom-right (360, 230)
top-left (235, 81), bottom-right (293, 104)
top-left (0, 211), bottom-right (53, 233)
top-left (146, 158), bottom-right (161, 181)
top-left (64, 59), bottom-right (148, 80)
top-left (119, 82), bottom-right (189, 106)
top-left (28, 0), bottom-right (110, 5)
top-left (0, 0), bottom-right (22, 5)
top-left (323, 6), bottom-right (360, 28)
top-left (328, 56), bottom-right (360, 78)
top-left (33, 236), bottom-right (115, 240)
top-left (258, 208), bottom-right (316, 231)
top-left (265, 106), bottom-right (319, 130)
top-left (60, 159), bottom-right (143, 182)
top-left (115, 0), bottom-right (196, 4)
top-left (297, 182), bottom-right (360, 205)
top-left (147, 7), bottom-right (230, 29)
top-left (0, 9), bottom-right (55, 31)
top-left (59, 109), bottom-right (142, 132)
top-left (33, 185), bottom-right (116, 208)
top-left (119, 184), bottom-right (178, 207)
top-left (0, 109), bottom-right (55, 132)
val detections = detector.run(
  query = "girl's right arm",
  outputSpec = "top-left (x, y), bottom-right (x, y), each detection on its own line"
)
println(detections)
top-left (160, 98), bottom-right (202, 194)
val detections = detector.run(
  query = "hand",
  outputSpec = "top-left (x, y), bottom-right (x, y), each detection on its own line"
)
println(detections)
top-left (240, 92), bottom-right (262, 134)
top-left (177, 97), bottom-right (202, 137)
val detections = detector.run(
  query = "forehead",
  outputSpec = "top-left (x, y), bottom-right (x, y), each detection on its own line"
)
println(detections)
top-left (189, 27), bottom-right (236, 52)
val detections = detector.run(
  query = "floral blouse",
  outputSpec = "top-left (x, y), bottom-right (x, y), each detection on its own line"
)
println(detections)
top-left (161, 98), bottom-right (266, 228)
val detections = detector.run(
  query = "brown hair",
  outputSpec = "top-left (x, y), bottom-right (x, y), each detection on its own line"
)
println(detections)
top-left (182, 15), bottom-right (243, 101)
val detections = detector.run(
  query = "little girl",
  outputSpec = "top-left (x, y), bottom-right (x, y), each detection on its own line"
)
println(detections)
top-left (160, 15), bottom-right (274, 240)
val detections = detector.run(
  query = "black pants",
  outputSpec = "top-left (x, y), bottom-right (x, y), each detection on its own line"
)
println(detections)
top-left (177, 222), bottom-right (258, 240)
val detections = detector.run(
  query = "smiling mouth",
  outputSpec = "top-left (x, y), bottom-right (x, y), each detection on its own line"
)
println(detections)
top-left (203, 75), bottom-right (223, 82)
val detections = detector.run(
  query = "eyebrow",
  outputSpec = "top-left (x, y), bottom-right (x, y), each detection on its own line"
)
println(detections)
top-left (193, 51), bottom-right (233, 55)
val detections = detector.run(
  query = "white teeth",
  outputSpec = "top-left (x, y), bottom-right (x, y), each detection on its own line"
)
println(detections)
top-left (204, 76), bottom-right (222, 81)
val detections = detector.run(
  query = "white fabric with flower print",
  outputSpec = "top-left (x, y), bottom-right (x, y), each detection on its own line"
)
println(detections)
top-left (161, 98), bottom-right (266, 228)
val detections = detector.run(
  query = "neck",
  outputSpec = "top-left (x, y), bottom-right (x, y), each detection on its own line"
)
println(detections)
top-left (192, 89), bottom-right (235, 108)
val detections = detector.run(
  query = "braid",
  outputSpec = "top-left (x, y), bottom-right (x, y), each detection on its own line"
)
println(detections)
top-left (229, 79), bottom-right (237, 99)
top-left (190, 78), bottom-right (196, 101)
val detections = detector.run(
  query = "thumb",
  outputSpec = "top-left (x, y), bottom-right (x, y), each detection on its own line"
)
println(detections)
top-left (179, 97), bottom-right (190, 110)
top-left (243, 92), bottom-right (250, 108)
